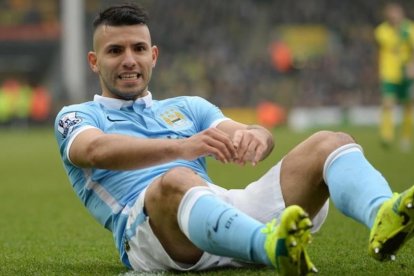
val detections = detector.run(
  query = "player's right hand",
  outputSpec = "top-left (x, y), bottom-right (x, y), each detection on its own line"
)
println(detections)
top-left (179, 128), bottom-right (238, 163)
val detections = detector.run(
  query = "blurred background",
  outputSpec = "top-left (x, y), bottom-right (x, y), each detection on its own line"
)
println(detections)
top-left (0, 0), bottom-right (413, 130)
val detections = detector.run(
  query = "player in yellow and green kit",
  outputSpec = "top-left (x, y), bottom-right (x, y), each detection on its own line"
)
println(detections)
top-left (375, 2), bottom-right (414, 150)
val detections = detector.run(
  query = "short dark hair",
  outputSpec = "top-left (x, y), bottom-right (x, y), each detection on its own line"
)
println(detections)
top-left (92, 3), bottom-right (149, 31)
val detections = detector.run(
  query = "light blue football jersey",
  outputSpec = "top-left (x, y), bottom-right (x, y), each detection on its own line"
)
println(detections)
top-left (54, 92), bottom-right (229, 267)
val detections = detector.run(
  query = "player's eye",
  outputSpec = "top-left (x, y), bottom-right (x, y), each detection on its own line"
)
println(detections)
top-left (135, 45), bottom-right (147, 52)
top-left (107, 47), bottom-right (122, 54)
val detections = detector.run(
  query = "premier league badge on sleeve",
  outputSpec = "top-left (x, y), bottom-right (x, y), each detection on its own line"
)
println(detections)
top-left (58, 112), bottom-right (82, 138)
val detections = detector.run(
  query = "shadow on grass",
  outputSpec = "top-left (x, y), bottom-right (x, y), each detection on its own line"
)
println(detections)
top-left (119, 265), bottom-right (274, 276)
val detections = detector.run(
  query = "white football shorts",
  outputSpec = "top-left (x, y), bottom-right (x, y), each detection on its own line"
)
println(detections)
top-left (125, 161), bottom-right (329, 272)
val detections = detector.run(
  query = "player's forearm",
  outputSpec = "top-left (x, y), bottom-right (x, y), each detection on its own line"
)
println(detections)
top-left (82, 134), bottom-right (183, 170)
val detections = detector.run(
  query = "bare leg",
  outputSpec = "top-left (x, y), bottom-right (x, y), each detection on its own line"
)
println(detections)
top-left (380, 97), bottom-right (395, 144)
top-left (400, 101), bottom-right (413, 148)
top-left (280, 131), bottom-right (356, 218)
top-left (144, 167), bottom-right (206, 264)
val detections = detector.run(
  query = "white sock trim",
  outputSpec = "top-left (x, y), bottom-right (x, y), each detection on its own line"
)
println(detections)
top-left (177, 186), bottom-right (214, 238)
top-left (323, 143), bottom-right (363, 183)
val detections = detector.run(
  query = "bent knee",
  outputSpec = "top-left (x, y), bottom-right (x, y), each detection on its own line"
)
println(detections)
top-left (161, 167), bottom-right (197, 184)
top-left (146, 167), bottom-right (205, 210)
top-left (318, 130), bottom-right (355, 144)
top-left (311, 131), bottom-right (356, 156)
top-left (156, 167), bottom-right (205, 195)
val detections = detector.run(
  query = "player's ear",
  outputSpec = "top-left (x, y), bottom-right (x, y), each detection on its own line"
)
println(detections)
top-left (151, 45), bottom-right (159, 68)
top-left (87, 51), bottom-right (99, 73)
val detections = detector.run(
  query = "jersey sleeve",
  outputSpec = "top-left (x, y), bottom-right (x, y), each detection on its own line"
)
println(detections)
top-left (54, 104), bottom-right (103, 165)
top-left (186, 96), bottom-right (230, 131)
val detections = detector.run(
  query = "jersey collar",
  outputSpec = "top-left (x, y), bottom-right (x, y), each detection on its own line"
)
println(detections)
top-left (93, 92), bottom-right (153, 109)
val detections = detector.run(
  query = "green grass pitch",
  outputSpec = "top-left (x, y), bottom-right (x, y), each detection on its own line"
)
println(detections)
top-left (1, 126), bottom-right (413, 275)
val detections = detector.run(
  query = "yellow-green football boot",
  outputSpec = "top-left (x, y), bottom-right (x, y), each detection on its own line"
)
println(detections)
top-left (369, 185), bottom-right (414, 261)
top-left (263, 205), bottom-right (317, 275)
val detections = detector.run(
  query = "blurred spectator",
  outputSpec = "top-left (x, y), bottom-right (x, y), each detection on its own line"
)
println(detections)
top-left (30, 85), bottom-right (51, 123)
top-left (374, 2), bottom-right (414, 150)
top-left (0, 79), bottom-right (21, 124)
top-left (0, 81), bottom-right (13, 124)
top-left (0, 79), bottom-right (51, 126)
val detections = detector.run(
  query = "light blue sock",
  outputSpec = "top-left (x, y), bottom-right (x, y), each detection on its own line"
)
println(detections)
top-left (324, 144), bottom-right (393, 228)
top-left (177, 187), bottom-right (271, 265)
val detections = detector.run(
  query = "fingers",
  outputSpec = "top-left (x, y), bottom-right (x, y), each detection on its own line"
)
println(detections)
top-left (234, 131), bottom-right (250, 165)
top-left (197, 128), bottom-right (237, 163)
top-left (252, 143), bottom-right (266, 166)
top-left (233, 130), bottom-right (266, 166)
top-left (205, 137), bottom-right (235, 163)
top-left (186, 128), bottom-right (268, 165)
top-left (232, 131), bottom-right (243, 149)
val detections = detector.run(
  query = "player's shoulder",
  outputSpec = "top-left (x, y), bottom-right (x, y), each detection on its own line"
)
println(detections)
top-left (57, 101), bottom-right (101, 116)
top-left (55, 101), bottom-right (105, 129)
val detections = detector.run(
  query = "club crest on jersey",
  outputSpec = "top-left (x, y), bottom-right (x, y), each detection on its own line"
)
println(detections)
top-left (160, 108), bottom-right (191, 128)
top-left (58, 112), bottom-right (82, 138)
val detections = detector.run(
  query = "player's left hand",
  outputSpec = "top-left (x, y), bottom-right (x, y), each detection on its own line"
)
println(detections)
top-left (232, 128), bottom-right (269, 166)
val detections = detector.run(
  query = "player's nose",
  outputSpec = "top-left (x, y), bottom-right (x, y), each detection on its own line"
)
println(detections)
top-left (122, 49), bottom-right (137, 68)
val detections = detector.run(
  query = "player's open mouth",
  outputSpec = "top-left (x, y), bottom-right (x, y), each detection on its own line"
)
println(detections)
top-left (119, 73), bottom-right (142, 80)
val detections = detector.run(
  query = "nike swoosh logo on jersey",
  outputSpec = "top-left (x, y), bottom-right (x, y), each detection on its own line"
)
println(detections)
top-left (106, 116), bottom-right (127, 122)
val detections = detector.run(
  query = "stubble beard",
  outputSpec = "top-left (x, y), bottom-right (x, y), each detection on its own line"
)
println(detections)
top-left (101, 77), bottom-right (147, 101)
top-left (109, 86), bottom-right (147, 101)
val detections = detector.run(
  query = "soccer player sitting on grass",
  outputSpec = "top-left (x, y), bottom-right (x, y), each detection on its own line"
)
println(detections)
top-left (54, 4), bottom-right (414, 275)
